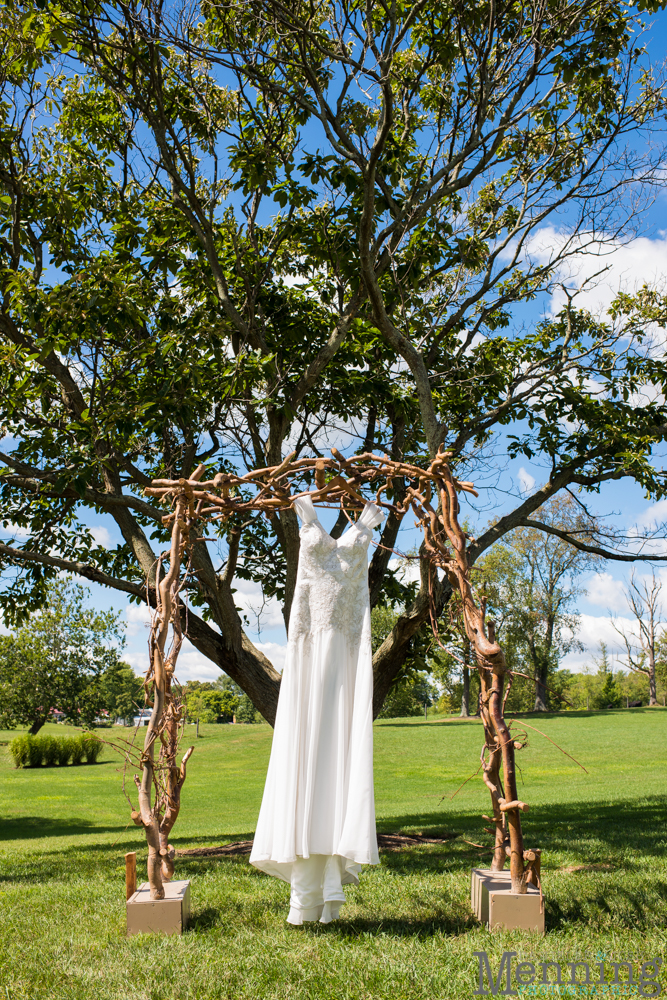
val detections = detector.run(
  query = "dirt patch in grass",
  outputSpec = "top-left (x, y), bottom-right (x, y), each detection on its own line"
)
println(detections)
top-left (177, 831), bottom-right (460, 859)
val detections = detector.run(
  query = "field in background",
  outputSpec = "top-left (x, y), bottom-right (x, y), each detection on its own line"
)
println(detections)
top-left (0, 710), bottom-right (665, 999)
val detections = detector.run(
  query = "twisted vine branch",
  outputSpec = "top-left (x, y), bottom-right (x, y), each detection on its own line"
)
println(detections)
top-left (124, 472), bottom-right (200, 898)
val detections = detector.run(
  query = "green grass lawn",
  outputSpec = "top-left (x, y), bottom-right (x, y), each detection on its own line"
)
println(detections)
top-left (0, 709), bottom-right (665, 999)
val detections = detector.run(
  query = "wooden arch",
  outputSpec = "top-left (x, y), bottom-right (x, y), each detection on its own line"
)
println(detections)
top-left (128, 449), bottom-right (540, 899)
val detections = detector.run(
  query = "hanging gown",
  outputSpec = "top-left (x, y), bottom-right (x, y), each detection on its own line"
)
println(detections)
top-left (249, 496), bottom-right (383, 924)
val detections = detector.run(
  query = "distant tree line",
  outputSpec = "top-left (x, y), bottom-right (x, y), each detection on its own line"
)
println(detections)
top-left (3, 526), bottom-right (666, 732)
top-left (0, 580), bottom-right (138, 733)
top-left (373, 496), bottom-right (667, 717)
top-left (183, 678), bottom-right (261, 725)
top-left (0, 579), bottom-right (264, 732)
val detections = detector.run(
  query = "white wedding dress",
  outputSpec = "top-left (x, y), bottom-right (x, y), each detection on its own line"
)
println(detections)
top-left (249, 496), bottom-right (383, 924)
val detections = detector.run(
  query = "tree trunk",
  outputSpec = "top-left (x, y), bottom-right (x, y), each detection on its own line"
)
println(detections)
top-left (372, 575), bottom-right (451, 719)
top-left (648, 652), bottom-right (658, 706)
top-left (534, 669), bottom-right (548, 712)
top-left (460, 665), bottom-right (470, 717)
top-left (28, 718), bottom-right (46, 735)
top-left (275, 507), bottom-right (301, 629)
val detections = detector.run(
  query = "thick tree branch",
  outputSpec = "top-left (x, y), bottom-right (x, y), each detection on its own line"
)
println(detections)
top-left (0, 543), bottom-right (145, 596)
top-left (0, 469), bottom-right (162, 523)
top-left (517, 519), bottom-right (667, 562)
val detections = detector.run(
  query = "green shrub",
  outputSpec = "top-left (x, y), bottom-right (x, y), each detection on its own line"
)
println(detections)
top-left (56, 737), bottom-right (73, 766)
top-left (41, 735), bottom-right (59, 766)
top-left (26, 735), bottom-right (43, 767)
top-left (81, 731), bottom-right (102, 763)
top-left (437, 693), bottom-right (452, 714)
top-left (599, 671), bottom-right (623, 709)
top-left (9, 735), bottom-right (30, 768)
top-left (378, 678), bottom-right (423, 719)
top-left (7, 732), bottom-right (101, 767)
top-left (69, 736), bottom-right (85, 765)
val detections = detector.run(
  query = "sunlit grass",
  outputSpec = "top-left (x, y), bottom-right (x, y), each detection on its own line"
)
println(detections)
top-left (0, 709), bottom-right (665, 998)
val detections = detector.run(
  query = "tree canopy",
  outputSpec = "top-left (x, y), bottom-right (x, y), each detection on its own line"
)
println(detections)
top-left (0, 579), bottom-right (126, 733)
top-left (477, 494), bottom-right (596, 710)
top-left (2, 0), bottom-right (667, 723)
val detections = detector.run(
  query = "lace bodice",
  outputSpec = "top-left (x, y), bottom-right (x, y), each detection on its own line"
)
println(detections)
top-left (289, 498), bottom-right (384, 644)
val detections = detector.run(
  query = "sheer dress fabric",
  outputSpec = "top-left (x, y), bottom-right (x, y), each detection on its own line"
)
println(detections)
top-left (249, 497), bottom-right (383, 924)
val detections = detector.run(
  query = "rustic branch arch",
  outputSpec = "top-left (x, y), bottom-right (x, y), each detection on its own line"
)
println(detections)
top-left (132, 448), bottom-right (539, 900)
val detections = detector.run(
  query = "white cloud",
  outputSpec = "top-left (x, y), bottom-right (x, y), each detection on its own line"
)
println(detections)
top-left (584, 572), bottom-right (627, 612)
top-left (124, 603), bottom-right (223, 636)
top-left (457, 328), bottom-right (486, 355)
top-left (121, 650), bottom-right (147, 674)
top-left (89, 525), bottom-right (113, 547)
top-left (123, 637), bottom-right (224, 684)
top-left (561, 613), bottom-right (634, 671)
top-left (0, 522), bottom-right (30, 540)
top-left (125, 603), bottom-right (153, 637)
top-left (517, 467), bottom-right (536, 494)
top-left (636, 498), bottom-right (667, 532)
top-left (233, 578), bottom-right (285, 630)
top-left (255, 641), bottom-right (288, 672)
top-left (124, 634), bottom-right (287, 684)
top-left (625, 500), bottom-right (667, 556)
top-left (172, 642), bottom-right (225, 683)
top-left (519, 226), bottom-right (667, 319)
top-left (388, 556), bottom-right (421, 585)
top-left (285, 420), bottom-right (357, 457)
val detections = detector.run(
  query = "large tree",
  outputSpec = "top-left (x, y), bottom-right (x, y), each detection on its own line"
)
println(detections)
top-left (0, 579), bottom-right (125, 733)
top-left (477, 495), bottom-right (595, 710)
top-left (2, 0), bottom-right (667, 724)
top-left (612, 570), bottom-right (665, 706)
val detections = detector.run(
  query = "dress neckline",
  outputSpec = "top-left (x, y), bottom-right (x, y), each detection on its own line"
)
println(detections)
top-left (301, 500), bottom-right (375, 543)
top-left (294, 496), bottom-right (383, 538)
top-left (307, 513), bottom-right (365, 541)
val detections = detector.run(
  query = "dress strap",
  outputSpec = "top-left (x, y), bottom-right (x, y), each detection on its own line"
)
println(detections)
top-left (357, 501), bottom-right (384, 530)
top-left (293, 495), bottom-right (318, 524)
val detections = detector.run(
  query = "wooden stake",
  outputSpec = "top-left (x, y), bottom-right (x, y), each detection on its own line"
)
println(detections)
top-left (125, 851), bottom-right (137, 900)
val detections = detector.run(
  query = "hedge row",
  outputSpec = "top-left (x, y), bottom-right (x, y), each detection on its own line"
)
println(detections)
top-left (9, 732), bottom-right (103, 768)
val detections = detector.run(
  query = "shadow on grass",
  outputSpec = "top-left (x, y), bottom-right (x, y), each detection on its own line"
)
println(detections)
top-left (380, 794), bottom-right (667, 860)
top-left (0, 816), bottom-right (127, 841)
top-left (311, 909), bottom-right (477, 938)
top-left (171, 832), bottom-right (257, 847)
top-left (380, 708), bottom-right (663, 728)
top-left (535, 795), bottom-right (667, 860)
top-left (378, 719), bottom-right (481, 728)
top-left (187, 906), bottom-right (224, 932)
top-left (2, 797), bottom-right (666, 934)
top-left (4, 795), bottom-right (665, 861)
top-left (6, 761), bottom-right (115, 769)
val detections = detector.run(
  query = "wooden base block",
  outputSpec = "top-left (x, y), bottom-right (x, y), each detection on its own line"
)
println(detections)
top-left (126, 879), bottom-right (191, 936)
top-left (471, 868), bottom-right (544, 934)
